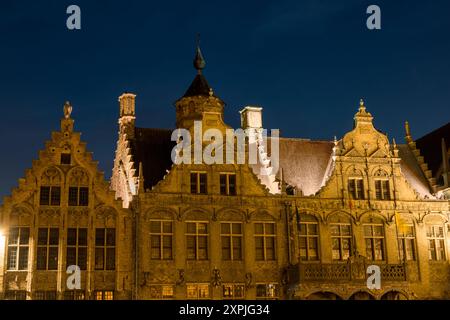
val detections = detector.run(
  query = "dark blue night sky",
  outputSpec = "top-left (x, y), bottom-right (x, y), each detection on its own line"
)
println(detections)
top-left (0, 0), bottom-right (449, 200)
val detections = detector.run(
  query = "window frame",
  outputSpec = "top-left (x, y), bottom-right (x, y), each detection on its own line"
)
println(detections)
top-left (298, 217), bottom-right (320, 261)
top-left (7, 227), bottom-right (30, 271)
top-left (190, 171), bottom-right (208, 194)
top-left (36, 227), bottom-right (59, 271)
top-left (374, 179), bottom-right (391, 200)
top-left (330, 222), bottom-right (352, 261)
top-left (397, 224), bottom-right (416, 261)
top-left (95, 228), bottom-right (116, 270)
top-left (254, 222), bottom-right (276, 261)
top-left (348, 178), bottom-right (365, 200)
top-left (363, 223), bottom-right (385, 261)
top-left (186, 283), bottom-right (210, 300)
top-left (149, 220), bottom-right (173, 260)
top-left (220, 222), bottom-right (243, 261)
top-left (186, 221), bottom-right (209, 260)
top-left (219, 173), bottom-right (237, 196)
top-left (426, 224), bottom-right (446, 261)
top-left (66, 227), bottom-right (88, 270)
top-left (222, 283), bottom-right (245, 299)
top-left (39, 186), bottom-right (61, 206)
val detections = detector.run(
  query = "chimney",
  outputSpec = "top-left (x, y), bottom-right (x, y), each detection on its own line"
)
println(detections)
top-left (240, 106), bottom-right (263, 130)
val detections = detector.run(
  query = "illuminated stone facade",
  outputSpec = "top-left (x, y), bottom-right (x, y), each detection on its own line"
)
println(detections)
top-left (1, 50), bottom-right (449, 300)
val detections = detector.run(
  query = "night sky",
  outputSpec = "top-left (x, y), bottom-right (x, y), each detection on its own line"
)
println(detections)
top-left (1, 0), bottom-right (449, 201)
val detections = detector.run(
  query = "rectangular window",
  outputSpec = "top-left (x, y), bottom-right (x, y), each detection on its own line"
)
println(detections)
top-left (254, 223), bottom-right (276, 261)
top-left (4, 291), bottom-right (27, 300)
top-left (186, 284), bottom-right (210, 299)
top-left (222, 284), bottom-right (245, 299)
top-left (64, 291), bottom-right (85, 300)
top-left (94, 291), bottom-right (114, 300)
top-left (221, 222), bottom-right (243, 260)
top-left (364, 224), bottom-right (385, 261)
top-left (375, 180), bottom-right (391, 200)
top-left (256, 283), bottom-right (278, 299)
top-left (69, 187), bottom-right (89, 206)
top-left (348, 178), bottom-right (364, 199)
top-left (186, 222), bottom-right (208, 260)
top-left (190, 172), bottom-right (207, 194)
top-left (150, 220), bottom-right (173, 260)
top-left (37, 228), bottom-right (59, 270)
top-left (148, 285), bottom-right (175, 299)
top-left (67, 228), bottom-right (88, 270)
top-left (299, 220), bottom-right (319, 261)
top-left (60, 153), bottom-right (71, 165)
top-left (427, 225), bottom-right (446, 261)
top-left (40, 186), bottom-right (61, 206)
top-left (95, 228), bottom-right (116, 270)
top-left (7, 227), bottom-right (30, 270)
top-left (33, 291), bottom-right (57, 300)
top-left (220, 173), bottom-right (237, 195)
top-left (398, 225), bottom-right (416, 261)
top-left (330, 223), bottom-right (351, 261)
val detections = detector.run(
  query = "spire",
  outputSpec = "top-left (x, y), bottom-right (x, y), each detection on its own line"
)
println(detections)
top-left (193, 34), bottom-right (206, 73)
top-left (63, 101), bottom-right (73, 119)
top-left (353, 98), bottom-right (373, 127)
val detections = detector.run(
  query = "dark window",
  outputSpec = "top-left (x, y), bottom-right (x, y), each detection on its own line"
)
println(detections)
top-left (254, 223), bottom-right (276, 261)
top-left (33, 291), bottom-right (57, 300)
top-left (375, 180), bottom-right (391, 200)
top-left (67, 228), bottom-right (88, 270)
top-left (60, 153), bottom-right (71, 165)
top-left (186, 222), bottom-right (208, 260)
top-left (40, 186), bottom-right (61, 206)
top-left (95, 228), bottom-right (116, 270)
top-left (37, 228), bottom-right (59, 270)
top-left (64, 291), bottom-right (85, 300)
top-left (150, 220), bottom-right (173, 260)
top-left (221, 222), bottom-right (242, 260)
top-left (364, 224), bottom-right (385, 261)
top-left (7, 227), bottom-right (30, 270)
top-left (4, 291), bottom-right (27, 300)
top-left (220, 174), bottom-right (237, 195)
top-left (256, 284), bottom-right (278, 299)
top-left (348, 178), bottom-right (364, 199)
top-left (190, 172), bottom-right (207, 194)
top-left (69, 187), bottom-right (89, 206)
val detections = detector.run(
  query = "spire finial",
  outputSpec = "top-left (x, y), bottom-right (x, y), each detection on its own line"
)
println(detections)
top-left (193, 33), bottom-right (206, 73)
top-left (405, 121), bottom-right (413, 143)
top-left (359, 98), bottom-right (366, 112)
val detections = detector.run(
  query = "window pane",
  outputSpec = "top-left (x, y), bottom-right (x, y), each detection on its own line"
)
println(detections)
top-left (40, 187), bottom-right (50, 205)
top-left (163, 222), bottom-right (172, 233)
top-left (38, 228), bottom-right (48, 245)
top-left (220, 175), bottom-right (227, 195)
top-left (187, 223), bottom-right (196, 234)
top-left (51, 187), bottom-right (61, 206)
top-left (221, 223), bottom-right (230, 234)
top-left (78, 228), bottom-right (87, 246)
top-left (232, 223), bottom-right (242, 234)
top-left (95, 229), bottom-right (105, 246)
top-left (199, 173), bottom-right (207, 194)
top-left (233, 237), bottom-right (242, 260)
top-left (67, 247), bottom-right (76, 266)
top-left (48, 247), bottom-right (59, 270)
top-left (18, 248), bottom-right (28, 270)
top-left (254, 223), bottom-right (264, 235)
top-left (8, 227), bottom-right (19, 245)
top-left (106, 248), bottom-right (115, 270)
top-left (95, 248), bottom-right (104, 270)
top-left (78, 247), bottom-right (87, 270)
top-left (69, 187), bottom-right (78, 206)
top-left (265, 223), bottom-right (275, 235)
top-left (198, 223), bottom-right (208, 234)
top-left (307, 224), bottom-right (318, 235)
top-left (67, 228), bottom-right (77, 246)
top-left (36, 247), bottom-right (47, 270)
top-left (49, 228), bottom-right (59, 245)
top-left (228, 175), bottom-right (236, 195)
top-left (7, 247), bottom-right (18, 269)
top-left (106, 229), bottom-right (115, 246)
top-left (79, 187), bottom-right (89, 206)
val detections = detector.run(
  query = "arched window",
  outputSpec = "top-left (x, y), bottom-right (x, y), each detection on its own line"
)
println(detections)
top-left (298, 214), bottom-right (319, 261)
top-left (68, 168), bottom-right (89, 207)
top-left (40, 167), bottom-right (62, 206)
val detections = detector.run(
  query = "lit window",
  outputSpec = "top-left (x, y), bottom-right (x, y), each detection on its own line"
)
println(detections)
top-left (94, 290), bottom-right (114, 300)
top-left (298, 215), bottom-right (319, 261)
top-left (95, 228), bottom-right (116, 270)
top-left (220, 173), bottom-right (237, 195)
top-left (186, 222), bottom-right (208, 260)
top-left (222, 284), bottom-right (245, 299)
top-left (37, 228), bottom-right (59, 270)
top-left (427, 225), bottom-right (446, 261)
top-left (148, 285), bottom-right (174, 299)
top-left (348, 178), bottom-right (364, 199)
top-left (150, 220), bottom-right (173, 260)
top-left (221, 222), bottom-right (243, 260)
top-left (186, 284), bottom-right (210, 299)
top-left (190, 172), bottom-right (207, 194)
top-left (256, 283), bottom-right (278, 299)
top-left (255, 222), bottom-right (276, 261)
top-left (7, 227), bottom-right (30, 270)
